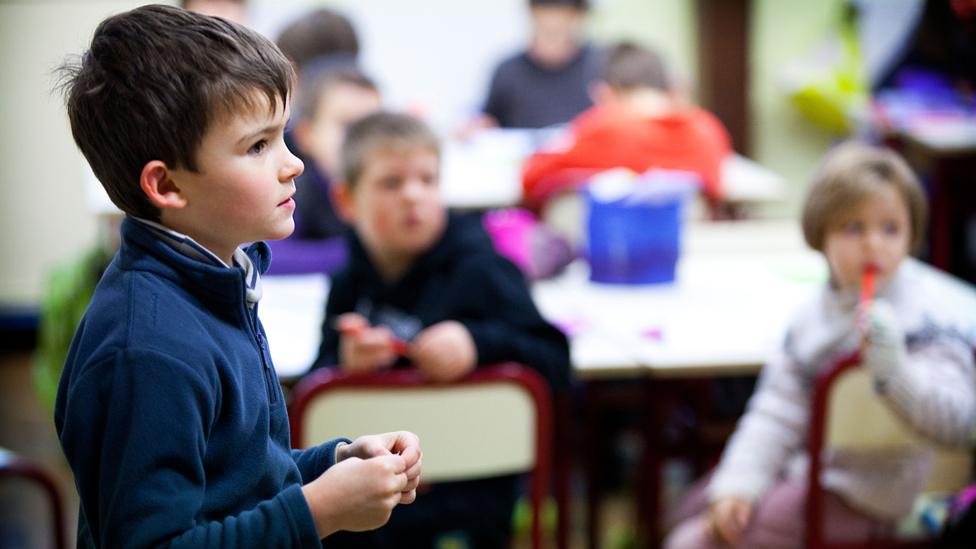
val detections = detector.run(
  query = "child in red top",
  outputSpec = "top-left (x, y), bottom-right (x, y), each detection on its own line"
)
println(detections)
top-left (521, 42), bottom-right (732, 211)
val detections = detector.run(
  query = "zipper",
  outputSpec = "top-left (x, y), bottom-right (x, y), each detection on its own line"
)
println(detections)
top-left (245, 302), bottom-right (278, 405)
top-left (256, 331), bottom-right (278, 404)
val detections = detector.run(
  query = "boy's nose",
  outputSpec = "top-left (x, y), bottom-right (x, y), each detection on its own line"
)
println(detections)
top-left (280, 151), bottom-right (304, 182)
top-left (402, 178), bottom-right (424, 199)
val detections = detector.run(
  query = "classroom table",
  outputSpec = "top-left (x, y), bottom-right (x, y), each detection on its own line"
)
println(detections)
top-left (263, 220), bottom-right (822, 381)
top-left (531, 219), bottom-right (826, 548)
top-left (533, 219), bottom-right (825, 376)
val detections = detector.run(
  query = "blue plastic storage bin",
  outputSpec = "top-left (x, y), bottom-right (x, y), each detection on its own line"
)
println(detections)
top-left (585, 171), bottom-right (696, 285)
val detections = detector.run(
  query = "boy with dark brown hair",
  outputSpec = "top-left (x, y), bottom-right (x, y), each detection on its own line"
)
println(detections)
top-left (55, 5), bottom-right (420, 546)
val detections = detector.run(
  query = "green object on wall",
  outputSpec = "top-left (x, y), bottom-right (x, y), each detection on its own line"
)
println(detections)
top-left (32, 245), bottom-right (113, 413)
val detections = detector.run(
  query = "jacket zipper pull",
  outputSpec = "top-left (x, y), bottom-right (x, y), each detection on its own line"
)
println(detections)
top-left (256, 333), bottom-right (278, 403)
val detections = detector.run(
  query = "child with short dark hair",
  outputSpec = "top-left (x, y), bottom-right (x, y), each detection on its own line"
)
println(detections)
top-left (314, 111), bottom-right (571, 547)
top-left (55, 5), bottom-right (421, 546)
top-left (265, 64), bottom-right (382, 275)
top-left (265, 9), bottom-right (377, 275)
top-left (468, 0), bottom-right (601, 132)
top-left (275, 7), bottom-right (361, 74)
top-left (665, 141), bottom-right (976, 548)
top-left (289, 67), bottom-right (381, 241)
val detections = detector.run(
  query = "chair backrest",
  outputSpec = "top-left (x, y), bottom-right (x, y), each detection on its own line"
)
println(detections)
top-left (825, 365), bottom-right (921, 448)
top-left (806, 352), bottom-right (973, 548)
top-left (289, 363), bottom-right (554, 548)
top-left (0, 448), bottom-right (67, 549)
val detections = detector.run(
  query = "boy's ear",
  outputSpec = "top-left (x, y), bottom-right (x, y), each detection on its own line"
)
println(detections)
top-left (140, 160), bottom-right (187, 209)
top-left (331, 182), bottom-right (357, 223)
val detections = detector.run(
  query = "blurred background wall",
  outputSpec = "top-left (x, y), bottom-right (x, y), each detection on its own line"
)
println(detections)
top-left (0, 0), bottom-right (844, 309)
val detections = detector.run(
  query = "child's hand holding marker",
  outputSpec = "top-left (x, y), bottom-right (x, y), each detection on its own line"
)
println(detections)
top-left (336, 313), bottom-right (411, 374)
top-left (856, 265), bottom-right (905, 393)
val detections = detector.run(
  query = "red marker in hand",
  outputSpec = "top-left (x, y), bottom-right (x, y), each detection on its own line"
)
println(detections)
top-left (858, 265), bottom-right (878, 343)
top-left (860, 264), bottom-right (878, 306)
top-left (337, 321), bottom-right (411, 356)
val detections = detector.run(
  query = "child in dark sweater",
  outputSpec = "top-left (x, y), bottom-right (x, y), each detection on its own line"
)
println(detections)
top-left (314, 111), bottom-right (571, 548)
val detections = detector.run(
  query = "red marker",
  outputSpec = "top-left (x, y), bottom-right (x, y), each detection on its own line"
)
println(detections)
top-left (337, 322), bottom-right (411, 356)
top-left (858, 265), bottom-right (878, 344)
top-left (860, 265), bottom-right (878, 306)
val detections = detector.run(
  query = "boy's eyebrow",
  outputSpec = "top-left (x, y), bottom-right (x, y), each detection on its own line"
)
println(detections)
top-left (237, 122), bottom-right (287, 145)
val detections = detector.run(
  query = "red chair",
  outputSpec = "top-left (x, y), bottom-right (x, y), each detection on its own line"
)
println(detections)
top-left (289, 363), bottom-right (559, 549)
top-left (806, 352), bottom-right (973, 549)
top-left (0, 448), bottom-right (67, 549)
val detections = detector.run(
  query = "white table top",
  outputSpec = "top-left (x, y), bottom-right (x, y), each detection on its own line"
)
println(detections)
top-left (532, 219), bottom-right (827, 379)
top-left (260, 219), bottom-right (826, 382)
top-left (260, 273), bottom-right (329, 381)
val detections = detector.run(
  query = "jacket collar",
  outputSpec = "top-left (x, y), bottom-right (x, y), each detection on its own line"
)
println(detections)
top-left (119, 217), bottom-right (269, 308)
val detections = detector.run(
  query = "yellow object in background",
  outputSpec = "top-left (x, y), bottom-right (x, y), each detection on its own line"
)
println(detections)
top-left (782, 3), bottom-right (868, 134)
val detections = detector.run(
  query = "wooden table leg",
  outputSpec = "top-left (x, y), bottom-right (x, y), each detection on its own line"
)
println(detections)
top-left (585, 381), bottom-right (604, 549)
top-left (637, 377), bottom-right (663, 549)
top-left (555, 392), bottom-right (571, 549)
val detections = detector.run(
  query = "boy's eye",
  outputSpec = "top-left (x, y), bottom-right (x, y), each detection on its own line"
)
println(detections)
top-left (883, 221), bottom-right (901, 236)
top-left (248, 140), bottom-right (268, 155)
top-left (842, 221), bottom-right (863, 235)
top-left (381, 177), bottom-right (400, 190)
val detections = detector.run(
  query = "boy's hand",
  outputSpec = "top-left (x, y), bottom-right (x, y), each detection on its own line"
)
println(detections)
top-left (337, 313), bottom-right (398, 374)
top-left (707, 496), bottom-right (753, 546)
top-left (339, 431), bottom-right (423, 504)
top-left (409, 321), bottom-right (476, 383)
top-left (302, 453), bottom-right (408, 538)
top-left (860, 300), bottom-right (906, 391)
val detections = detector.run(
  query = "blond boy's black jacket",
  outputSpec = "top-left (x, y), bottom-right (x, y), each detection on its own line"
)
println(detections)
top-left (312, 212), bottom-right (571, 392)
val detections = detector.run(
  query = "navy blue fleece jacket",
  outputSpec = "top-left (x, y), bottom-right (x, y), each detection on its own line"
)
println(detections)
top-left (55, 218), bottom-right (344, 548)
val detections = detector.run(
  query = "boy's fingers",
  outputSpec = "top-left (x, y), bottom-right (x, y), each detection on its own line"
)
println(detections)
top-left (399, 489), bottom-right (417, 504)
top-left (404, 459), bottom-right (422, 481)
top-left (736, 504), bottom-right (752, 530)
top-left (718, 518), bottom-right (738, 546)
top-left (707, 517), bottom-right (723, 544)
top-left (367, 440), bottom-right (393, 457)
top-left (402, 474), bottom-right (420, 493)
top-left (711, 508), bottom-right (736, 546)
top-left (353, 346), bottom-right (393, 371)
top-left (336, 313), bottom-right (367, 332)
top-left (391, 430), bottom-right (421, 453)
top-left (374, 453), bottom-right (407, 474)
top-left (353, 437), bottom-right (391, 459)
top-left (387, 472), bottom-right (409, 498)
top-left (399, 445), bottom-right (421, 467)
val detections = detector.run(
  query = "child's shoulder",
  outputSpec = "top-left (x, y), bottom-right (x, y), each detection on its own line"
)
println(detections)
top-left (83, 267), bottom-right (204, 350)
top-left (895, 258), bottom-right (976, 335)
top-left (903, 258), bottom-right (976, 302)
top-left (437, 213), bottom-right (522, 279)
top-left (442, 212), bottom-right (495, 254)
top-left (781, 283), bottom-right (859, 365)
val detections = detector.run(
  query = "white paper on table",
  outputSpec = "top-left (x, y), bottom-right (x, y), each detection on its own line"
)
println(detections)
top-left (259, 273), bottom-right (330, 380)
